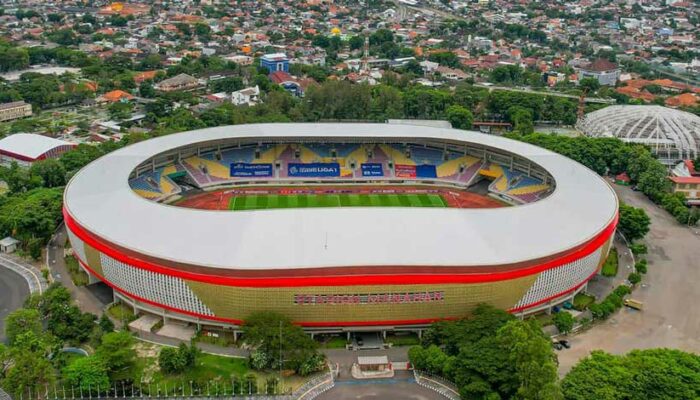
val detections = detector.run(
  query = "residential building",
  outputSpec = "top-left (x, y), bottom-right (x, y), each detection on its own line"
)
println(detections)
top-left (155, 74), bottom-right (202, 92)
top-left (0, 101), bottom-right (32, 122)
top-left (670, 160), bottom-right (700, 205)
top-left (231, 86), bottom-right (261, 106)
top-left (260, 53), bottom-right (290, 74)
top-left (578, 59), bottom-right (621, 86)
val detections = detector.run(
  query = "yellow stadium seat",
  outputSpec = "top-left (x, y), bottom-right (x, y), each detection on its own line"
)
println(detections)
top-left (133, 189), bottom-right (161, 199)
top-left (507, 184), bottom-right (550, 196)
top-left (379, 145), bottom-right (414, 165)
top-left (185, 157), bottom-right (230, 179)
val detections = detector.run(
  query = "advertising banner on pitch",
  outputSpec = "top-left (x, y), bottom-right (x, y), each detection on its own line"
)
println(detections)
top-left (230, 163), bottom-right (273, 177)
top-left (287, 163), bottom-right (340, 177)
top-left (416, 164), bottom-right (438, 178)
top-left (361, 163), bottom-right (384, 177)
top-left (394, 164), bottom-right (416, 178)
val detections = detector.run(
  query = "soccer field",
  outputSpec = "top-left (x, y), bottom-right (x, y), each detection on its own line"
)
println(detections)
top-left (229, 193), bottom-right (447, 211)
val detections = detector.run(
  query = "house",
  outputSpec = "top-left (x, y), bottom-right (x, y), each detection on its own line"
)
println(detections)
top-left (231, 86), bottom-right (261, 106)
top-left (665, 93), bottom-right (698, 108)
top-left (269, 71), bottom-right (303, 97)
top-left (0, 101), bottom-right (32, 122)
top-left (436, 66), bottom-right (469, 81)
top-left (670, 160), bottom-right (700, 205)
top-left (133, 70), bottom-right (160, 84)
top-left (260, 53), bottom-right (290, 74)
top-left (155, 74), bottom-right (202, 92)
top-left (98, 90), bottom-right (135, 104)
top-left (578, 59), bottom-right (621, 86)
top-left (0, 237), bottom-right (20, 254)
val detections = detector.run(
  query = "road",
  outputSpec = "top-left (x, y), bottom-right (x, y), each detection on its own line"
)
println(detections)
top-left (556, 183), bottom-right (700, 374)
top-left (474, 84), bottom-right (616, 104)
top-left (0, 267), bottom-right (30, 343)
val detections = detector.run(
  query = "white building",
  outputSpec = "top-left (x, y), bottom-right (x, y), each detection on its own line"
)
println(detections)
top-left (231, 86), bottom-right (261, 107)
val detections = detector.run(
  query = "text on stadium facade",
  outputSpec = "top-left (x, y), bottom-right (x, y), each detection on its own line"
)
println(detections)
top-left (293, 291), bottom-right (444, 305)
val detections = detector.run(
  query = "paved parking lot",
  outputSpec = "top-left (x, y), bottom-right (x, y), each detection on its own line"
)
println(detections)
top-left (317, 372), bottom-right (441, 400)
top-left (556, 184), bottom-right (700, 374)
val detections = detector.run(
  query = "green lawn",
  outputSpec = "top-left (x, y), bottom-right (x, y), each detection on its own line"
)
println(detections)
top-left (385, 333), bottom-right (420, 347)
top-left (573, 293), bottom-right (596, 311)
top-left (229, 193), bottom-right (447, 211)
top-left (600, 248), bottom-right (619, 277)
top-left (107, 303), bottom-right (136, 323)
top-left (64, 255), bottom-right (88, 286)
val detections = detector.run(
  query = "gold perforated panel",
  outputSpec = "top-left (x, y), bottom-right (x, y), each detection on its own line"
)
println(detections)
top-left (84, 244), bottom-right (104, 276)
top-left (186, 275), bottom-right (538, 323)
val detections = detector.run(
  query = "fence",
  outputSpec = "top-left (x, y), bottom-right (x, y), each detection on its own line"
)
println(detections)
top-left (413, 370), bottom-right (461, 400)
top-left (1, 372), bottom-right (335, 400)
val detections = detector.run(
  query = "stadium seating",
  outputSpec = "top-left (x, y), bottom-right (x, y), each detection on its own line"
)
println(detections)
top-left (479, 163), bottom-right (550, 204)
top-left (130, 143), bottom-right (550, 204)
top-left (129, 167), bottom-right (182, 199)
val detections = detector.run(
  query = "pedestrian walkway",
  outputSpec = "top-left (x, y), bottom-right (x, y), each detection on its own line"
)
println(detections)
top-left (0, 253), bottom-right (47, 294)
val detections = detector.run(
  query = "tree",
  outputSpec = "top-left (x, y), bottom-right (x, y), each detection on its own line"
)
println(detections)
top-left (1, 331), bottom-right (55, 397)
top-left (618, 202), bottom-right (650, 242)
top-left (242, 311), bottom-right (324, 375)
top-left (490, 65), bottom-right (524, 85)
top-left (628, 272), bottom-right (642, 285)
top-left (508, 106), bottom-right (534, 134)
top-left (0, 187), bottom-right (64, 247)
top-left (0, 162), bottom-right (42, 193)
top-left (348, 35), bottom-right (364, 51)
top-left (96, 331), bottom-right (136, 374)
top-left (139, 82), bottom-right (156, 98)
top-left (158, 343), bottom-right (197, 374)
top-left (108, 101), bottom-right (134, 121)
top-left (59, 143), bottom-right (105, 174)
top-left (209, 76), bottom-right (244, 93)
top-left (4, 308), bottom-right (42, 346)
top-left (578, 77), bottom-right (600, 93)
top-left (553, 312), bottom-right (575, 335)
top-left (98, 314), bottom-right (114, 333)
top-left (562, 349), bottom-right (700, 400)
top-left (63, 356), bottom-right (110, 391)
top-left (497, 319), bottom-right (562, 400)
top-left (29, 159), bottom-right (67, 187)
top-left (415, 305), bottom-right (559, 400)
top-left (446, 105), bottom-right (474, 130)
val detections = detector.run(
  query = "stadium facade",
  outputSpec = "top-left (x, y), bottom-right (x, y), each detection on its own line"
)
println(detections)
top-left (64, 123), bottom-right (618, 330)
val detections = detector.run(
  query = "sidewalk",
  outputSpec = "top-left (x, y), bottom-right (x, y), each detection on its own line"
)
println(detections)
top-left (0, 253), bottom-right (47, 294)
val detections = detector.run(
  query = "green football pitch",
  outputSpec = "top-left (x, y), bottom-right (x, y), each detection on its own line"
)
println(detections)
top-left (229, 193), bottom-right (447, 211)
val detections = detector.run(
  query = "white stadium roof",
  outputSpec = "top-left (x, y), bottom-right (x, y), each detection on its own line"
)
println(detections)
top-left (64, 123), bottom-right (618, 271)
top-left (577, 105), bottom-right (700, 162)
top-left (0, 133), bottom-right (72, 160)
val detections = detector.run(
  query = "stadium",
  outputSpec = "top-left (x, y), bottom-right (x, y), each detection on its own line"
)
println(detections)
top-left (577, 105), bottom-right (700, 165)
top-left (63, 123), bottom-right (618, 331)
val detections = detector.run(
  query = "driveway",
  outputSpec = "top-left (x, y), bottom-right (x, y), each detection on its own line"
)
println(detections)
top-left (556, 184), bottom-right (700, 375)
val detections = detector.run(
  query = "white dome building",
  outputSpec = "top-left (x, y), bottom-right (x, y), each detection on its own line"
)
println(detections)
top-left (577, 105), bottom-right (700, 164)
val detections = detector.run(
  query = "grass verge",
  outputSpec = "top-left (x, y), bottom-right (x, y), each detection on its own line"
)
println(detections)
top-left (600, 248), bottom-right (619, 277)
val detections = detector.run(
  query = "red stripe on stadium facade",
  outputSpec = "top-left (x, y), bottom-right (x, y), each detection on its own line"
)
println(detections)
top-left (74, 253), bottom-right (601, 327)
top-left (64, 206), bottom-right (617, 288)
